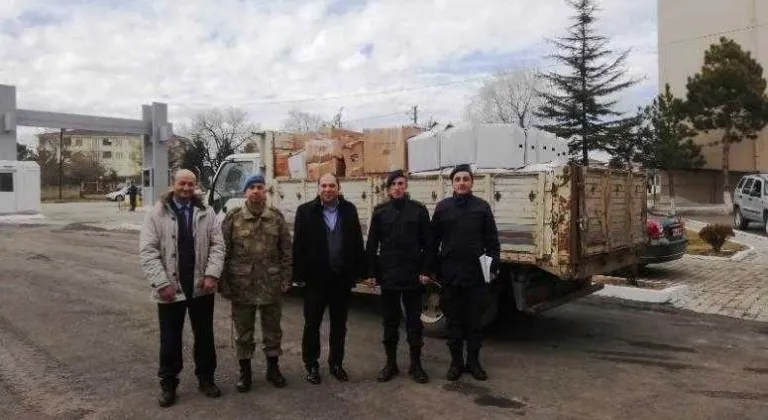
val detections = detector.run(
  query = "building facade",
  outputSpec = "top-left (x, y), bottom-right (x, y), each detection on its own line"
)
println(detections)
top-left (37, 130), bottom-right (142, 178)
top-left (659, 0), bottom-right (768, 176)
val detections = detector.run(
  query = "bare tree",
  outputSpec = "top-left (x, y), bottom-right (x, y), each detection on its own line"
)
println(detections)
top-left (182, 107), bottom-right (259, 187)
top-left (282, 108), bottom-right (328, 133)
top-left (465, 69), bottom-right (550, 133)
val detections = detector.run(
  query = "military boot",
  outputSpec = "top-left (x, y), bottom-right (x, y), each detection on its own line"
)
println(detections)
top-left (266, 356), bottom-right (287, 388)
top-left (377, 345), bottom-right (399, 382)
top-left (158, 378), bottom-right (178, 408)
top-left (408, 347), bottom-right (429, 384)
top-left (236, 359), bottom-right (252, 393)
top-left (446, 347), bottom-right (464, 382)
top-left (465, 350), bottom-right (488, 381)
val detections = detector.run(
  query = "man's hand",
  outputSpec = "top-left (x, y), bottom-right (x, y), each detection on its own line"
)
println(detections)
top-left (199, 276), bottom-right (218, 293)
top-left (281, 282), bottom-right (292, 293)
top-left (158, 284), bottom-right (178, 302)
top-left (362, 278), bottom-right (378, 288)
top-left (418, 275), bottom-right (432, 285)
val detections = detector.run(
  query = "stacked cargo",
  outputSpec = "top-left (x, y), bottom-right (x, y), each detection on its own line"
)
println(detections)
top-left (274, 125), bottom-right (423, 180)
top-left (362, 125), bottom-right (423, 174)
top-left (406, 123), bottom-right (569, 173)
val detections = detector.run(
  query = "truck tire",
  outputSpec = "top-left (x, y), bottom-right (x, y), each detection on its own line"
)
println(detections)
top-left (420, 283), bottom-right (500, 338)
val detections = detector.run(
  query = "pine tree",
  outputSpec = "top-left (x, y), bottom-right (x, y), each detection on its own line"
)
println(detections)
top-left (536, 0), bottom-right (638, 165)
top-left (685, 37), bottom-right (768, 205)
top-left (637, 84), bottom-right (704, 215)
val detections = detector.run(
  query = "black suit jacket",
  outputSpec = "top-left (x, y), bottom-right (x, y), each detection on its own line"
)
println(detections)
top-left (292, 196), bottom-right (366, 288)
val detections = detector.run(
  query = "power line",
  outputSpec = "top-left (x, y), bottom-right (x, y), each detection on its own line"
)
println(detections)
top-left (343, 109), bottom-right (412, 124)
top-left (661, 22), bottom-right (768, 47)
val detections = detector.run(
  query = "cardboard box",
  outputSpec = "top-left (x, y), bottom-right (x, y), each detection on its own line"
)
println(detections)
top-left (362, 126), bottom-right (423, 174)
top-left (275, 133), bottom-right (297, 150)
top-left (307, 158), bottom-right (344, 181)
top-left (321, 127), bottom-right (364, 144)
top-left (274, 151), bottom-right (291, 177)
top-left (288, 151), bottom-right (307, 179)
top-left (342, 140), bottom-right (365, 177)
top-left (305, 139), bottom-right (343, 163)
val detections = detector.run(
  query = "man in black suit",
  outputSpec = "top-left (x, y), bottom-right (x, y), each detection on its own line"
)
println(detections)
top-left (365, 170), bottom-right (433, 384)
top-left (293, 173), bottom-right (366, 385)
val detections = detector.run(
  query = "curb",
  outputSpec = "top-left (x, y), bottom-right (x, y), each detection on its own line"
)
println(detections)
top-left (594, 284), bottom-right (689, 304)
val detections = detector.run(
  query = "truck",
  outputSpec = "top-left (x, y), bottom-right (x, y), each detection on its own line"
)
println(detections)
top-left (206, 131), bottom-right (648, 336)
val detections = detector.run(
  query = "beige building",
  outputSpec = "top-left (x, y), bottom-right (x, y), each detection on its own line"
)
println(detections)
top-left (659, 0), bottom-right (768, 176)
top-left (37, 130), bottom-right (142, 178)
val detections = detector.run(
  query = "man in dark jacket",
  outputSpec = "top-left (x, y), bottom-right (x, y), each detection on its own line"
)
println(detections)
top-left (365, 170), bottom-right (432, 384)
top-left (293, 173), bottom-right (366, 385)
top-left (431, 164), bottom-right (500, 382)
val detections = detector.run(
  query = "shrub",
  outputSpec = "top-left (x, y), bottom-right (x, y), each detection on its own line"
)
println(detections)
top-left (698, 224), bottom-right (735, 252)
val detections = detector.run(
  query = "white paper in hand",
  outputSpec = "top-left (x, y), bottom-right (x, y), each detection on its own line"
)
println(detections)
top-left (479, 254), bottom-right (493, 283)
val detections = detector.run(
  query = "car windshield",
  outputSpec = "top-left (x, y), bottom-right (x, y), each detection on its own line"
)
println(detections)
top-left (209, 160), bottom-right (257, 212)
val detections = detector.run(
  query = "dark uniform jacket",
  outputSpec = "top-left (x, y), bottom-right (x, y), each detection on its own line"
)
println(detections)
top-left (365, 197), bottom-right (433, 291)
top-left (431, 193), bottom-right (500, 286)
top-left (292, 196), bottom-right (366, 288)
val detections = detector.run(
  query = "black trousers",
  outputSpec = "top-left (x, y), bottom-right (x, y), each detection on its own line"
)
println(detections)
top-left (441, 284), bottom-right (487, 355)
top-left (381, 288), bottom-right (424, 350)
top-left (302, 283), bottom-right (351, 369)
top-left (129, 195), bottom-right (137, 211)
top-left (157, 294), bottom-right (216, 387)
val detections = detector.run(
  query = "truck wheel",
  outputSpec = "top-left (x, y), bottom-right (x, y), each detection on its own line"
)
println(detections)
top-left (420, 284), bottom-right (500, 338)
top-left (421, 285), bottom-right (448, 338)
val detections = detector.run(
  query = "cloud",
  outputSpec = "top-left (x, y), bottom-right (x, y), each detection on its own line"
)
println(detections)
top-left (1, 0), bottom-right (657, 145)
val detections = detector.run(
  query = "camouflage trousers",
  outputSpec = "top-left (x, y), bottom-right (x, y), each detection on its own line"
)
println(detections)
top-left (232, 301), bottom-right (283, 359)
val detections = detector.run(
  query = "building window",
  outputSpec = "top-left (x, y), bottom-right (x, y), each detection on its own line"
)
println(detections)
top-left (75, 139), bottom-right (83, 147)
top-left (115, 152), bottom-right (124, 160)
top-left (102, 151), bottom-right (112, 159)
top-left (0, 173), bottom-right (12, 192)
top-left (102, 138), bottom-right (112, 146)
top-left (62, 138), bottom-right (72, 147)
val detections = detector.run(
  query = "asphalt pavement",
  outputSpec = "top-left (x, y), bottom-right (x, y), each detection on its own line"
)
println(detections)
top-left (0, 224), bottom-right (766, 420)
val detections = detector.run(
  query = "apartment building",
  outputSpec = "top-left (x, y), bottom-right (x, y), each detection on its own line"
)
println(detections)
top-left (37, 130), bottom-right (142, 178)
top-left (658, 0), bottom-right (768, 202)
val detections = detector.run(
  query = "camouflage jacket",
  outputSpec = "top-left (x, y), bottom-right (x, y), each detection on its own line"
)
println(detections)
top-left (220, 204), bottom-right (293, 305)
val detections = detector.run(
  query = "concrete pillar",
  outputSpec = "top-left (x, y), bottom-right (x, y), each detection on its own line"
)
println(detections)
top-left (151, 102), bottom-right (169, 205)
top-left (0, 85), bottom-right (17, 161)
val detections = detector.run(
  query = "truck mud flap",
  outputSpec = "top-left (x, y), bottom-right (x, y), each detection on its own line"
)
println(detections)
top-left (522, 283), bottom-right (604, 314)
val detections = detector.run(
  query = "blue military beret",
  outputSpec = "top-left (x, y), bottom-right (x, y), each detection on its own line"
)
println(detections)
top-left (242, 173), bottom-right (265, 192)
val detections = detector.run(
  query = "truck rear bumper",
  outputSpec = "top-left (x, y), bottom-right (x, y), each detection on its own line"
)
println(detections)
top-left (523, 283), bottom-right (604, 314)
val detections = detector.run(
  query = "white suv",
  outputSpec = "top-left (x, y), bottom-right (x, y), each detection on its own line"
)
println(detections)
top-left (733, 174), bottom-right (768, 233)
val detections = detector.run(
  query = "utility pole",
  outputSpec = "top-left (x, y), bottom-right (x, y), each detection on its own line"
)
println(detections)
top-left (411, 105), bottom-right (418, 125)
top-left (58, 128), bottom-right (64, 200)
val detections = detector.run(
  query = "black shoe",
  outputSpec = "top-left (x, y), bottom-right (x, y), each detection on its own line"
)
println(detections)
top-left (329, 365), bottom-right (349, 382)
top-left (465, 355), bottom-right (488, 381)
top-left (236, 359), bottom-right (252, 393)
top-left (446, 362), bottom-right (463, 381)
top-left (158, 388), bottom-right (177, 408)
top-left (266, 357), bottom-right (287, 388)
top-left (408, 364), bottom-right (429, 384)
top-left (198, 379), bottom-right (221, 398)
top-left (377, 363), bottom-right (399, 382)
top-left (306, 366), bottom-right (322, 385)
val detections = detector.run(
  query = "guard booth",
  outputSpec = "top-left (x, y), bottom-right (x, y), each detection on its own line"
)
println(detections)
top-left (0, 160), bottom-right (41, 214)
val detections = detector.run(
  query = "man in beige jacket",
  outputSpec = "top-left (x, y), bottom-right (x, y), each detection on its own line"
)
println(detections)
top-left (139, 169), bottom-right (225, 408)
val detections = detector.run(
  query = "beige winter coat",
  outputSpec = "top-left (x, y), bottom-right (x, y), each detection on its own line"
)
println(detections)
top-left (139, 193), bottom-right (225, 304)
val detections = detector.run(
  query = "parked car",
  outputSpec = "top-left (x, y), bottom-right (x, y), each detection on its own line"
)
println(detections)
top-left (732, 174), bottom-right (768, 233)
top-left (105, 186), bottom-right (141, 202)
top-left (641, 215), bottom-right (688, 265)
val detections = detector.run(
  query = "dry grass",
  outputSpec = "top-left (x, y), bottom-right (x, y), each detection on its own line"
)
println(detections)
top-left (686, 229), bottom-right (746, 257)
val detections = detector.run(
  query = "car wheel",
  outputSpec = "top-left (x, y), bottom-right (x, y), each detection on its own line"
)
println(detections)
top-left (115, 195), bottom-right (124, 202)
top-left (734, 207), bottom-right (748, 230)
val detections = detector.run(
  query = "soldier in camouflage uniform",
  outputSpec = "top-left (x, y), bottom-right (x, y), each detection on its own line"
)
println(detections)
top-left (220, 173), bottom-right (293, 392)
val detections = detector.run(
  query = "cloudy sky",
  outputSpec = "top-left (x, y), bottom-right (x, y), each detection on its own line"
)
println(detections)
top-left (0, 0), bottom-right (657, 145)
